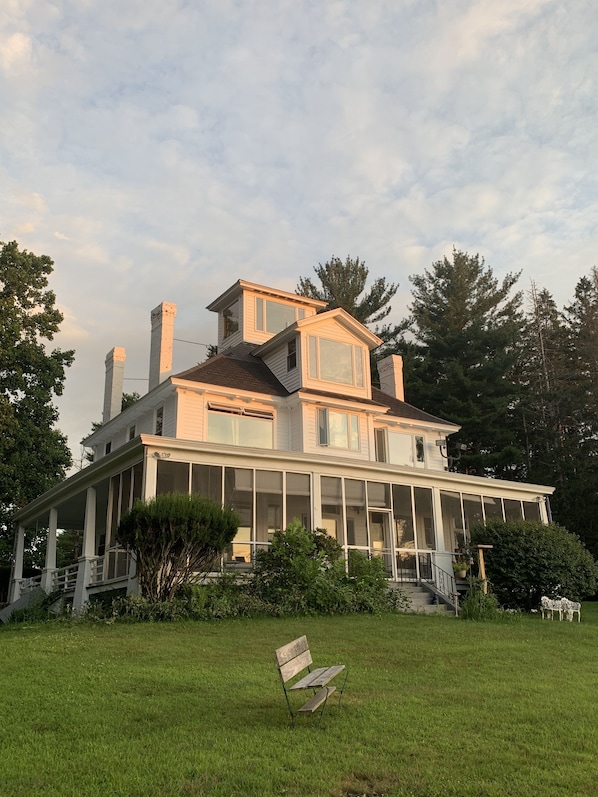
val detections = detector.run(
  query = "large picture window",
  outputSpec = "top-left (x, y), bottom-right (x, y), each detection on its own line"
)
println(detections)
top-left (308, 336), bottom-right (365, 388)
top-left (207, 405), bottom-right (273, 449)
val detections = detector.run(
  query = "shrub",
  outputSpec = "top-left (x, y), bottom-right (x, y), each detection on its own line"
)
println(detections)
top-left (459, 579), bottom-right (501, 621)
top-left (116, 492), bottom-right (239, 602)
top-left (470, 519), bottom-right (598, 611)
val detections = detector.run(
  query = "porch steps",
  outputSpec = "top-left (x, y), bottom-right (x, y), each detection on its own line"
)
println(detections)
top-left (0, 586), bottom-right (46, 624)
top-left (392, 583), bottom-right (453, 616)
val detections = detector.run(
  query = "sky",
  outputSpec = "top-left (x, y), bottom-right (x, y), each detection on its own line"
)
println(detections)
top-left (1, 0), bottom-right (597, 469)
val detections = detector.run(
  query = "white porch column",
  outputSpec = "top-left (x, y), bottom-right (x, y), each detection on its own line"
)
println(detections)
top-left (143, 449), bottom-right (158, 499)
top-left (73, 487), bottom-right (96, 611)
top-left (40, 508), bottom-right (58, 592)
top-left (8, 525), bottom-right (26, 602)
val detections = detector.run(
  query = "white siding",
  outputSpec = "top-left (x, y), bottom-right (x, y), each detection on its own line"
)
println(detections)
top-left (262, 344), bottom-right (302, 393)
top-left (175, 390), bottom-right (204, 441)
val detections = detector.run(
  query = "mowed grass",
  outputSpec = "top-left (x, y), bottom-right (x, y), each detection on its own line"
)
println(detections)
top-left (1, 607), bottom-right (598, 797)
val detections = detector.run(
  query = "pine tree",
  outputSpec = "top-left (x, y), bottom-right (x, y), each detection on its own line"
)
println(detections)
top-left (399, 248), bottom-right (525, 477)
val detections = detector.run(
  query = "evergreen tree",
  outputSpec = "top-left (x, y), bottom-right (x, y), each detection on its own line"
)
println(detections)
top-left (0, 240), bottom-right (74, 564)
top-left (399, 248), bottom-right (524, 477)
top-left (297, 255), bottom-right (404, 351)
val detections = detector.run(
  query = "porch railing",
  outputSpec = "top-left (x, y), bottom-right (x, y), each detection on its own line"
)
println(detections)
top-left (20, 574), bottom-right (42, 594)
top-left (51, 564), bottom-right (79, 592)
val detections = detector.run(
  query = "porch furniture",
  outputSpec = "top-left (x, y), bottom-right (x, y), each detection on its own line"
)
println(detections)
top-left (274, 635), bottom-right (347, 727)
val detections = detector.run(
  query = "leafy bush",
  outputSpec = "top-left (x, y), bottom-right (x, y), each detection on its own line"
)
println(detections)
top-left (470, 519), bottom-right (598, 611)
top-left (117, 492), bottom-right (239, 602)
top-left (459, 579), bottom-right (501, 621)
top-left (250, 520), bottom-right (403, 615)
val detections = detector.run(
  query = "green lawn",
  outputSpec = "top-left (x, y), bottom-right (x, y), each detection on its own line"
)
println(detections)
top-left (1, 607), bottom-right (598, 797)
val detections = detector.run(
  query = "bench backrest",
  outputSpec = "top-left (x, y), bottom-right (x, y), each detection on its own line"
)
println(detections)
top-left (275, 635), bottom-right (313, 685)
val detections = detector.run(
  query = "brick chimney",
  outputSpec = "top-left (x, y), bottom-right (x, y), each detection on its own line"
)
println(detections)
top-left (148, 302), bottom-right (177, 391)
top-left (102, 346), bottom-right (126, 423)
top-left (377, 354), bottom-right (405, 402)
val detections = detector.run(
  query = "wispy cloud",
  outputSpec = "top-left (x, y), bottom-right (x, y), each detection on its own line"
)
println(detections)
top-left (1, 0), bottom-right (596, 457)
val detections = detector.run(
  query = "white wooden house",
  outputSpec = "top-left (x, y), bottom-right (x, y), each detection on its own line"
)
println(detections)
top-left (4, 279), bottom-right (554, 615)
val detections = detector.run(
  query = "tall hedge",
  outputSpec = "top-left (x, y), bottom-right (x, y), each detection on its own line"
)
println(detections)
top-left (117, 493), bottom-right (239, 602)
top-left (470, 519), bottom-right (598, 610)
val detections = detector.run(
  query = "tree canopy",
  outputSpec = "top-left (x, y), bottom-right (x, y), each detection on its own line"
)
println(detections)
top-left (297, 256), bottom-right (404, 350)
top-left (398, 248), bottom-right (525, 477)
top-left (0, 240), bottom-right (74, 565)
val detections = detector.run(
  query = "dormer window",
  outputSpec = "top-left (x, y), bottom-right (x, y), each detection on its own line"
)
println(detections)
top-left (308, 336), bottom-right (365, 388)
top-left (223, 301), bottom-right (239, 339)
top-left (287, 338), bottom-right (297, 371)
top-left (255, 297), bottom-right (305, 334)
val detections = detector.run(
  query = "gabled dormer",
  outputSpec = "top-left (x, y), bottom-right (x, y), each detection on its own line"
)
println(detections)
top-left (255, 308), bottom-right (382, 401)
top-left (206, 280), bottom-right (327, 350)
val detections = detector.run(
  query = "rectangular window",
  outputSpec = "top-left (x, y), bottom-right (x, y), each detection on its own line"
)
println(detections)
top-left (223, 300), bottom-right (239, 339)
top-left (255, 298), bottom-right (300, 334)
top-left (318, 408), bottom-right (359, 451)
top-left (375, 429), bottom-right (387, 463)
top-left (345, 479), bottom-right (367, 546)
top-left (128, 425), bottom-right (136, 441)
top-left (387, 432), bottom-right (413, 466)
top-left (483, 496), bottom-right (504, 521)
top-left (414, 487), bottom-right (435, 550)
top-left (415, 436), bottom-right (425, 463)
top-left (155, 406), bottom-right (164, 436)
top-left (207, 406), bottom-right (273, 449)
top-left (308, 335), bottom-right (366, 388)
top-left (256, 470), bottom-right (282, 544)
top-left (287, 338), bottom-right (297, 371)
top-left (523, 500), bottom-right (542, 522)
top-left (105, 441), bottom-right (112, 455)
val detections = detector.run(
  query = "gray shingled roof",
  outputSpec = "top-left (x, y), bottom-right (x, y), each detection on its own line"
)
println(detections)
top-left (173, 343), bottom-right (455, 427)
top-left (174, 343), bottom-right (290, 397)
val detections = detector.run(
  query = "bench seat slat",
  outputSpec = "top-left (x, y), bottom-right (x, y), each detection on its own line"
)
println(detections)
top-left (297, 686), bottom-right (336, 714)
top-left (289, 665), bottom-right (345, 691)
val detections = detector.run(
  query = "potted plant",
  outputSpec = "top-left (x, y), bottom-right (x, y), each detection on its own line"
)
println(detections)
top-left (452, 559), bottom-right (469, 578)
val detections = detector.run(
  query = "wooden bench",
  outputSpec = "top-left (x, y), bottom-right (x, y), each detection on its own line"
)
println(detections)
top-left (274, 635), bottom-right (347, 727)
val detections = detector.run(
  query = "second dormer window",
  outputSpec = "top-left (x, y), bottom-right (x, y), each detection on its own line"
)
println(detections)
top-left (223, 300), bottom-right (239, 339)
top-left (255, 298), bottom-right (305, 334)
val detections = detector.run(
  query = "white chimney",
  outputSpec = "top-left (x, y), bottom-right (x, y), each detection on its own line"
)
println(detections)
top-left (102, 346), bottom-right (126, 423)
top-left (377, 354), bottom-right (405, 402)
top-left (148, 302), bottom-right (177, 391)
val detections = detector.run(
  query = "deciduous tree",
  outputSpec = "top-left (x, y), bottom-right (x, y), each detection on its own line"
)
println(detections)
top-left (0, 240), bottom-right (74, 565)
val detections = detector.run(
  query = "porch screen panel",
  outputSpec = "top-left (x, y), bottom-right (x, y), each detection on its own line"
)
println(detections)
top-left (367, 482), bottom-right (391, 509)
top-left (286, 472), bottom-right (311, 529)
top-left (95, 478), bottom-right (110, 555)
top-left (463, 494), bottom-right (483, 541)
top-left (440, 490), bottom-right (464, 552)
top-left (321, 476), bottom-right (344, 543)
top-left (503, 498), bottom-right (523, 521)
top-left (523, 500), bottom-right (542, 522)
top-left (132, 462), bottom-right (143, 504)
top-left (256, 470), bottom-right (282, 544)
top-left (156, 461), bottom-right (190, 495)
top-left (345, 479), bottom-right (367, 547)
top-left (392, 484), bottom-right (415, 549)
top-left (224, 467), bottom-right (253, 563)
top-left (192, 464), bottom-right (223, 505)
top-left (121, 467), bottom-right (132, 514)
top-left (414, 486), bottom-right (435, 550)
top-left (483, 496), bottom-right (504, 521)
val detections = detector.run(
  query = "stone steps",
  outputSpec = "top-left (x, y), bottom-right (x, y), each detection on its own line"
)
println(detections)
top-left (391, 582), bottom-right (454, 615)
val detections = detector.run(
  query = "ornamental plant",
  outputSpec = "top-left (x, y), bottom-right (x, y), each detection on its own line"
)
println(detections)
top-left (470, 519), bottom-right (598, 611)
top-left (116, 492), bottom-right (239, 602)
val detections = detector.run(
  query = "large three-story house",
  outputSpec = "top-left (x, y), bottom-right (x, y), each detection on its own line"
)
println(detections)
top-left (5, 279), bottom-right (553, 615)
